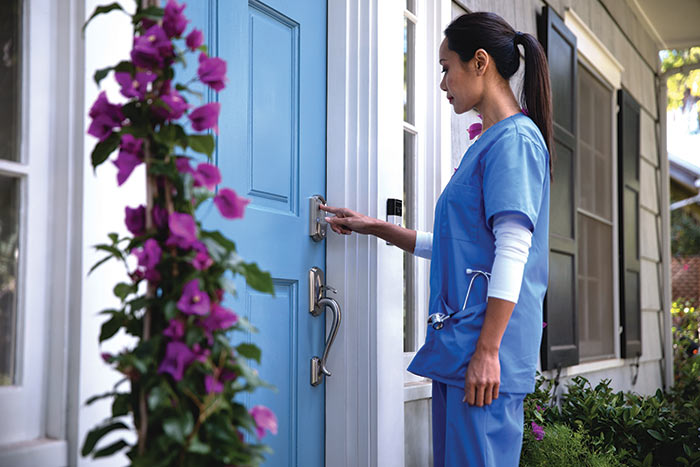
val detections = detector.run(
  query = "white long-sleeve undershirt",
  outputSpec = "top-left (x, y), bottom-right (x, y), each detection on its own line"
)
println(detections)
top-left (412, 211), bottom-right (533, 304)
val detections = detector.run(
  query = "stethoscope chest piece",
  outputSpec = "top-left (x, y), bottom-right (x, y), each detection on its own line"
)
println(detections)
top-left (426, 268), bottom-right (491, 331)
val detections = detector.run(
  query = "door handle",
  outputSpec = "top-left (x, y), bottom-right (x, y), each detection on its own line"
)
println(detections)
top-left (309, 267), bottom-right (342, 386)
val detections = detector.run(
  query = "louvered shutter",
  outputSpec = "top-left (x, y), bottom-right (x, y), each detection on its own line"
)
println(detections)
top-left (618, 89), bottom-right (642, 358)
top-left (538, 6), bottom-right (580, 370)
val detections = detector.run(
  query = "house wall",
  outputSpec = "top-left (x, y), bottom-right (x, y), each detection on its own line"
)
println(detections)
top-left (405, 1), bottom-right (669, 465)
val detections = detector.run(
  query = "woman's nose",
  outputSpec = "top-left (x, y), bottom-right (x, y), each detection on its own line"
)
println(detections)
top-left (439, 75), bottom-right (447, 92)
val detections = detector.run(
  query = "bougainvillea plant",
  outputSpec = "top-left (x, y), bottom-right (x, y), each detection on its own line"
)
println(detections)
top-left (81, 2), bottom-right (278, 465)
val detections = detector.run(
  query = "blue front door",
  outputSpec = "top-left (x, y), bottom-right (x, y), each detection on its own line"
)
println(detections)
top-left (193, 1), bottom-right (327, 465)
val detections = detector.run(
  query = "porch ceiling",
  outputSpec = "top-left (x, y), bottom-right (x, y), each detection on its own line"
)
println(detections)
top-left (630, 0), bottom-right (700, 50)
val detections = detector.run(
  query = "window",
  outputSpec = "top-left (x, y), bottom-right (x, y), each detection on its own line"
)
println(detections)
top-left (403, 0), bottom-right (419, 352)
top-left (0, 0), bottom-right (22, 389)
top-left (577, 63), bottom-right (616, 361)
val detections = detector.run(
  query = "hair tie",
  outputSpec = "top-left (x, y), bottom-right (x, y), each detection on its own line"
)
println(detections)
top-left (514, 30), bottom-right (524, 41)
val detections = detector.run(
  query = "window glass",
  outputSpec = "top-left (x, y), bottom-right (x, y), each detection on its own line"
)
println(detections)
top-left (577, 64), bottom-right (615, 361)
top-left (0, 0), bottom-right (22, 162)
top-left (0, 175), bottom-right (20, 386)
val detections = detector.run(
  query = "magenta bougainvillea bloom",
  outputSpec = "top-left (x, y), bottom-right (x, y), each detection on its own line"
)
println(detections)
top-left (166, 212), bottom-right (198, 249)
top-left (125, 205), bottom-right (146, 236)
top-left (154, 84), bottom-right (189, 121)
top-left (186, 28), bottom-right (203, 50)
top-left (189, 102), bottom-right (220, 133)
top-left (202, 304), bottom-right (238, 333)
top-left (115, 71), bottom-right (156, 100)
top-left (163, 318), bottom-right (186, 340)
top-left (214, 188), bottom-right (250, 219)
top-left (134, 238), bottom-right (162, 281)
top-left (468, 122), bottom-right (482, 140)
top-left (88, 91), bottom-right (124, 141)
top-left (152, 204), bottom-right (168, 229)
top-left (113, 134), bottom-right (144, 185)
top-left (193, 250), bottom-right (213, 271)
top-left (204, 370), bottom-right (236, 394)
top-left (162, 0), bottom-right (188, 38)
top-left (250, 405), bottom-right (278, 439)
top-left (177, 279), bottom-right (210, 316)
top-left (131, 24), bottom-right (174, 69)
top-left (158, 341), bottom-right (196, 381)
top-left (175, 156), bottom-right (195, 175)
top-left (531, 421), bottom-right (545, 441)
top-left (193, 162), bottom-right (221, 190)
top-left (197, 53), bottom-right (227, 92)
top-left (521, 107), bottom-right (529, 117)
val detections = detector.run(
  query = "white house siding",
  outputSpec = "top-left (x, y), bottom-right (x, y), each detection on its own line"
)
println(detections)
top-left (405, 1), bottom-right (670, 465)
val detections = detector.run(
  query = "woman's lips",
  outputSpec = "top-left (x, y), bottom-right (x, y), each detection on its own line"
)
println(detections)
top-left (447, 96), bottom-right (454, 103)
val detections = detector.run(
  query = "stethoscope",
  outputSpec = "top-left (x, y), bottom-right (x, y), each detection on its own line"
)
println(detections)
top-left (427, 268), bottom-right (491, 330)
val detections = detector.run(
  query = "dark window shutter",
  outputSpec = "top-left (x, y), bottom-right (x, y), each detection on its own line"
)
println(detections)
top-left (618, 89), bottom-right (642, 358)
top-left (538, 6), bottom-right (580, 370)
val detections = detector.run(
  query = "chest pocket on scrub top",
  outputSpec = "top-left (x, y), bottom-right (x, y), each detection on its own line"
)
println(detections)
top-left (439, 182), bottom-right (481, 242)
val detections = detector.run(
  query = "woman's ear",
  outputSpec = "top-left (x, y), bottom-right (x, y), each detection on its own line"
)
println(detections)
top-left (473, 48), bottom-right (489, 75)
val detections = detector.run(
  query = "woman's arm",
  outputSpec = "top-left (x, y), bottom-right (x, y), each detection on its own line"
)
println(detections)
top-left (319, 204), bottom-right (419, 254)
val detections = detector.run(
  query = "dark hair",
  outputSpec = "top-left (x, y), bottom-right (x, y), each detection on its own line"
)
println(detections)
top-left (445, 12), bottom-right (554, 181)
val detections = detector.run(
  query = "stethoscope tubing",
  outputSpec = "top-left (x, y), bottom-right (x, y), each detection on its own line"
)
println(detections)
top-left (427, 268), bottom-right (491, 330)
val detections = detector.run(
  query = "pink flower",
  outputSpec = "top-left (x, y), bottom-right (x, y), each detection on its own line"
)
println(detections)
top-left (189, 102), bottom-right (220, 133)
top-left (163, 319), bottom-right (186, 340)
top-left (250, 405), bottom-right (278, 439)
top-left (521, 107), bottom-right (529, 117)
top-left (156, 89), bottom-right (189, 121)
top-left (542, 321), bottom-right (547, 329)
top-left (177, 279), bottom-right (210, 316)
top-left (175, 157), bottom-right (195, 175)
top-left (133, 238), bottom-right (162, 281)
top-left (204, 370), bottom-right (236, 394)
top-left (214, 188), bottom-right (250, 219)
top-left (114, 71), bottom-right (156, 100)
top-left (158, 341), bottom-right (196, 381)
top-left (197, 53), bottom-right (227, 92)
top-left (163, 0), bottom-right (188, 38)
top-left (193, 250), bottom-right (213, 271)
top-left (131, 25), bottom-right (173, 69)
top-left (468, 122), bottom-right (482, 140)
top-left (166, 212), bottom-right (198, 249)
top-left (113, 135), bottom-right (144, 186)
top-left (531, 421), bottom-right (545, 441)
top-left (125, 205), bottom-right (146, 236)
top-left (201, 304), bottom-right (238, 333)
top-left (186, 28), bottom-right (204, 50)
top-left (152, 204), bottom-right (168, 229)
top-left (193, 163), bottom-right (221, 190)
top-left (88, 91), bottom-right (124, 141)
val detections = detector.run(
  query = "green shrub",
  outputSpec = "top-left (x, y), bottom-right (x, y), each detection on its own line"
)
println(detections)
top-left (520, 423), bottom-right (621, 467)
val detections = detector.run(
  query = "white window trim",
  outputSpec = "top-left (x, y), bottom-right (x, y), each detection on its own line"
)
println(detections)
top-left (0, 0), bottom-right (84, 464)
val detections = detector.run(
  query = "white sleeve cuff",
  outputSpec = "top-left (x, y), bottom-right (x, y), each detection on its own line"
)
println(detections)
top-left (487, 213), bottom-right (533, 303)
top-left (413, 230), bottom-right (433, 259)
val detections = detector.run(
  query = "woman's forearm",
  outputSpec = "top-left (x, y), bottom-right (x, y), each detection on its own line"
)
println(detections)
top-left (368, 219), bottom-right (418, 254)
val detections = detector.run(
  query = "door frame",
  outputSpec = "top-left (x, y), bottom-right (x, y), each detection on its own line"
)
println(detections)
top-left (325, 1), bottom-right (452, 465)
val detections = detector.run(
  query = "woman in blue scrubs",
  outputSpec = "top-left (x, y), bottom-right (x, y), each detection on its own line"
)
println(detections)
top-left (321, 12), bottom-right (553, 466)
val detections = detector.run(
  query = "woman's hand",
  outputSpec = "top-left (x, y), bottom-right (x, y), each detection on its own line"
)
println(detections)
top-left (463, 349), bottom-right (500, 407)
top-left (319, 204), bottom-right (378, 236)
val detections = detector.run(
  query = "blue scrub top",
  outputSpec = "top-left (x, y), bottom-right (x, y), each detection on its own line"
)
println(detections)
top-left (407, 112), bottom-right (550, 394)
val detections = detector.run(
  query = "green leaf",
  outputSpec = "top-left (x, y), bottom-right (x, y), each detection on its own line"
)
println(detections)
top-left (188, 134), bottom-right (215, 158)
top-left (147, 384), bottom-right (170, 411)
top-left (132, 6), bottom-right (164, 25)
top-left (647, 429), bottom-right (664, 441)
top-left (100, 314), bottom-right (122, 342)
top-left (88, 255), bottom-right (113, 275)
top-left (187, 436), bottom-right (211, 454)
top-left (240, 262), bottom-right (274, 294)
top-left (113, 282), bottom-right (136, 301)
top-left (93, 66), bottom-right (113, 87)
top-left (83, 3), bottom-right (126, 34)
top-left (95, 244), bottom-right (124, 260)
top-left (85, 391), bottom-right (120, 406)
top-left (81, 420), bottom-right (129, 456)
top-left (236, 343), bottom-right (262, 364)
top-left (111, 393), bottom-right (130, 417)
top-left (175, 83), bottom-right (204, 99)
top-left (202, 229), bottom-right (237, 252)
top-left (91, 132), bottom-right (121, 170)
top-left (93, 439), bottom-right (129, 458)
top-left (164, 301), bottom-right (178, 321)
top-left (163, 412), bottom-right (194, 444)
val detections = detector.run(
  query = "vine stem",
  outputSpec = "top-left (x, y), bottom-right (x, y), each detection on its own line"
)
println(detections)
top-left (137, 0), bottom-right (160, 457)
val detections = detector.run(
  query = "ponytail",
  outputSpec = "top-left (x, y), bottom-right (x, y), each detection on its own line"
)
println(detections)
top-left (515, 32), bottom-right (554, 181)
top-left (445, 13), bottom-right (554, 181)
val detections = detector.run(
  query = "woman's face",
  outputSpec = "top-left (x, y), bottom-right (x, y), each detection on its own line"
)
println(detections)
top-left (439, 38), bottom-right (484, 114)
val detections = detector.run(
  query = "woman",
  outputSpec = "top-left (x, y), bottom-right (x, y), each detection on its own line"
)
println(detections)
top-left (321, 12), bottom-right (552, 466)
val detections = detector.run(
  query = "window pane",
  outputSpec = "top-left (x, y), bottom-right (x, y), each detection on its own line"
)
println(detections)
top-left (0, 0), bottom-right (22, 162)
top-left (0, 175), bottom-right (20, 386)
top-left (403, 131), bottom-right (416, 351)
top-left (578, 65), bottom-right (612, 221)
top-left (577, 214), bottom-right (614, 360)
top-left (403, 17), bottom-right (415, 125)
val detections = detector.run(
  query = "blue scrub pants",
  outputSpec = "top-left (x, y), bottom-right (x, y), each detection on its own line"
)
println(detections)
top-left (432, 381), bottom-right (526, 466)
